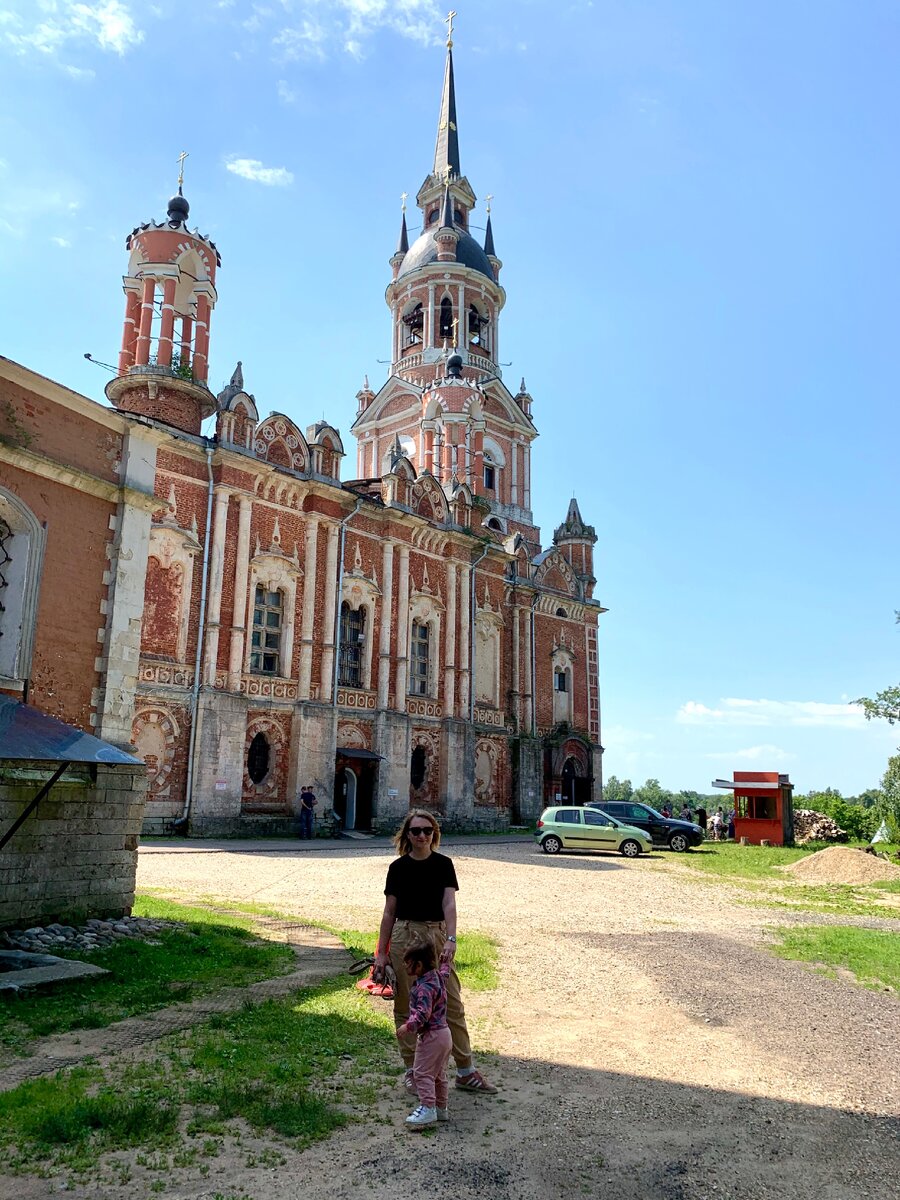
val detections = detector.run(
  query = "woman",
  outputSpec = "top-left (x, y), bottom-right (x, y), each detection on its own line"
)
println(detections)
top-left (374, 809), bottom-right (497, 1095)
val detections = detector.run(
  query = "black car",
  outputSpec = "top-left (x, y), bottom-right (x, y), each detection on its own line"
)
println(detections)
top-left (589, 802), bottom-right (704, 852)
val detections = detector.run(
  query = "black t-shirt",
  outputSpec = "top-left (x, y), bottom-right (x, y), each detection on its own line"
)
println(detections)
top-left (384, 852), bottom-right (459, 921)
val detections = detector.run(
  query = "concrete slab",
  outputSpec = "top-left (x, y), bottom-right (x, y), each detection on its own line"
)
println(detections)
top-left (0, 950), bottom-right (108, 994)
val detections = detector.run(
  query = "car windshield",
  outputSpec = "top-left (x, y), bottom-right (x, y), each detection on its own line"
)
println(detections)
top-left (642, 806), bottom-right (665, 820)
top-left (586, 806), bottom-right (621, 828)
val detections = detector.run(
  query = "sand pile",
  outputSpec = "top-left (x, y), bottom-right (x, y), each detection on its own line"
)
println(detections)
top-left (782, 845), bottom-right (900, 885)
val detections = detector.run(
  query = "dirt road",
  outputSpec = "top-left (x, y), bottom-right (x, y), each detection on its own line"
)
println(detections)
top-left (8, 839), bottom-right (898, 1200)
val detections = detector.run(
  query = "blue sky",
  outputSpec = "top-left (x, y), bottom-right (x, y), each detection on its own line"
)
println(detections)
top-left (1, 1), bottom-right (898, 796)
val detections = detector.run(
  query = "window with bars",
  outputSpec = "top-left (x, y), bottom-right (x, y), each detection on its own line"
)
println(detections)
top-left (409, 620), bottom-right (430, 696)
top-left (338, 602), bottom-right (365, 688)
top-left (250, 585), bottom-right (282, 675)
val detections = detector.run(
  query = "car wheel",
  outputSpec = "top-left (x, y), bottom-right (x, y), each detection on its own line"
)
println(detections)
top-left (668, 832), bottom-right (690, 853)
top-left (541, 835), bottom-right (562, 855)
top-left (619, 839), bottom-right (642, 858)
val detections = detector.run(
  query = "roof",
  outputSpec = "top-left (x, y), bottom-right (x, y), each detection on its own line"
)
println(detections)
top-left (398, 224), bottom-right (495, 281)
top-left (0, 698), bottom-right (141, 765)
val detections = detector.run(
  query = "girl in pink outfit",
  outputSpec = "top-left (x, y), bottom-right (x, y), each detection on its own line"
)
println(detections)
top-left (395, 942), bottom-right (452, 1129)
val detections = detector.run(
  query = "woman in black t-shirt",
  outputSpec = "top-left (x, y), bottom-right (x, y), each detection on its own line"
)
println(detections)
top-left (375, 809), bottom-right (497, 1095)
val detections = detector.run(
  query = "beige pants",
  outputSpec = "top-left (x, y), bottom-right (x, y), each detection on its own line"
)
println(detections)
top-left (389, 919), bottom-right (473, 1071)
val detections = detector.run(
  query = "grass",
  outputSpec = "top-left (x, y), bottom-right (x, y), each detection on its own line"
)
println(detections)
top-left (0, 897), bottom-right (294, 1056)
top-left (0, 975), bottom-right (396, 1175)
top-left (333, 925), bottom-right (499, 992)
top-left (771, 925), bottom-right (900, 992)
top-left (675, 840), bottom-right (900, 882)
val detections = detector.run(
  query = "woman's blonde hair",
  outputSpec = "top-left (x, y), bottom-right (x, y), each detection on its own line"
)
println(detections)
top-left (394, 808), bottom-right (442, 856)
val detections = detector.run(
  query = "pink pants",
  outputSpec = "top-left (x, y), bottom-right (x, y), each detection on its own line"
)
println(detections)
top-left (413, 1026), bottom-right (452, 1108)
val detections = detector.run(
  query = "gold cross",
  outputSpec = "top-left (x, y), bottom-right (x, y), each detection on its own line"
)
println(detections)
top-left (176, 150), bottom-right (189, 189)
top-left (451, 316), bottom-right (459, 346)
top-left (401, 191), bottom-right (408, 212)
top-left (445, 9), bottom-right (456, 47)
top-left (485, 193), bottom-right (493, 214)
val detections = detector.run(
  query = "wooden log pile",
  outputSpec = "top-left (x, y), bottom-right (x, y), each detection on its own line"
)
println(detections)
top-left (793, 809), bottom-right (848, 844)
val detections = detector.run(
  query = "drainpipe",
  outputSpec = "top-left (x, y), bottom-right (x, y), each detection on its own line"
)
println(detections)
top-left (468, 541), bottom-right (491, 723)
top-left (332, 496), bottom-right (364, 706)
top-left (530, 589), bottom-right (539, 738)
top-left (177, 444), bottom-right (215, 830)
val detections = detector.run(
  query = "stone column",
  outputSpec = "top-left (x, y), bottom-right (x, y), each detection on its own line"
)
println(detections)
top-left (458, 564), bottom-right (470, 718)
top-left (426, 283), bottom-right (435, 346)
top-left (523, 601), bottom-right (535, 733)
top-left (444, 561), bottom-right (457, 713)
top-left (511, 438), bottom-right (519, 506)
top-left (135, 277), bottom-right (155, 366)
top-left (424, 428), bottom-right (434, 474)
top-left (457, 283), bottom-right (465, 347)
top-left (227, 494), bottom-right (252, 691)
top-left (298, 517), bottom-right (319, 700)
top-left (523, 444), bottom-right (531, 509)
top-left (193, 295), bottom-right (211, 383)
top-left (393, 545), bottom-right (410, 713)
top-left (511, 601), bottom-right (521, 727)
top-left (203, 487), bottom-right (231, 684)
top-left (377, 541), bottom-right (394, 708)
top-left (118, 289), bottom-right (140, 374)
top-left (179, 315), bottom-right (193, 370)
top-left (320, 522), bottom-right (340, 698)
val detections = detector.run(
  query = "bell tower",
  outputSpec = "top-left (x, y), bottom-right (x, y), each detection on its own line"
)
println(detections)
top-left (106, 157), bottom-right (221, 436)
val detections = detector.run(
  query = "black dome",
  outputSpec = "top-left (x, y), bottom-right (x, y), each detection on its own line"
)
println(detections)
top-left (398, 224), bottom-right (495, 282)
top-left (167, 192), bottom-right (190, 224)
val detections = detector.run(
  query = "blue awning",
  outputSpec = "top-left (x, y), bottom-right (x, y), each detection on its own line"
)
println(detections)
top-left (0, 698), bottom-right (141, 765)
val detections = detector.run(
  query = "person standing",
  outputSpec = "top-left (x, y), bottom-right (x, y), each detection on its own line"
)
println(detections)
top-left (396, 941), bottom-right (453, 1129)
top-left (696, 805), bottom-right (708, 834)
top-left (374, 809), bottom-right (497, 1096)
top-left (298, 784), bottom-right (317, 839)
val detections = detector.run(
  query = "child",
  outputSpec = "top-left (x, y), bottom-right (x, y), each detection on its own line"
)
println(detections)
top-left (395, 941), bottom-right (452, 1129)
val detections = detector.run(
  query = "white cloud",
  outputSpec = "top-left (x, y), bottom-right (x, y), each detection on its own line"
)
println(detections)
top-left (225, 157), bottom-right (294, 186)
top-left (51, 236), bottom-right (72, 247)
top-left (62, 62), bottom-right (96, 80)
top-left (1, 1), bottom-right (143, 58)
top-left (676, 698), bottom-right (866, 730)
top-left (272, 0), bottom-right (442, 61)
top-left (706, 744), bottom-right (794, 763)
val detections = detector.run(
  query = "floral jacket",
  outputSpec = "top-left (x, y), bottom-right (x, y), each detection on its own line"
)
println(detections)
top-left (405, 962), bottom-right (450, 1035)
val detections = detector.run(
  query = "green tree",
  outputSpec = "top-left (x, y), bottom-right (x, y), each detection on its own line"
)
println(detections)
top-left (876, 754), bottom-right (900, 840)
top-left (855, 611), bottom-right (900, 725)
top-left (603, 776), bottom-right (633, 804)
top-left (633, 778), bottom-right (674, 810)
top-left (805, 791), bottom-right (878, 842)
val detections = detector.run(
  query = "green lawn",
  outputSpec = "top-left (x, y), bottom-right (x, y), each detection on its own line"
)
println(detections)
top-left (336, 926), bottom-right (499, 992)
top-left (771, 925), bottom-right (900, 992)
top-left (0, 897), bottom-right (294, 1057)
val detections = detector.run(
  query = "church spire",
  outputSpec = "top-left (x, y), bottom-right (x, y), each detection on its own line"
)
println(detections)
top-left (433, 21), bottom-right (461, 179)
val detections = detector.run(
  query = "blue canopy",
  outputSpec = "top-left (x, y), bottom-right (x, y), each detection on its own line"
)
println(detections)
top-left (0, 697), bottom-right (141, 765)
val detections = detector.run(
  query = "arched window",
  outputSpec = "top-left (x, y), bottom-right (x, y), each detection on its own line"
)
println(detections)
top-left (409, 620), bottom-right (430, 696)
top-left (338, 601), bottom-right (365, 688)
top-left (552, 650), bottom-right (574, 725)
top-left (439, 296), bottom-right (454, 342)
top-left (250, 584), bottom-right (282, 675)
top-left (556, 607), bottom-right (568, 618)
top-left (410, 745), bottom-right (427, 789)
top-left (483, 453), bottom-right (496, 492)
top-left (486, 518), bottom-right (503, 532)
top-left (247, 732), bottom-right (270, 784)
top-left (402, 302), bottom-right (423, 347)
top-left (468, 303), bottom-right (487, 346)
top-left (0, 488), bottom-right (45, 687)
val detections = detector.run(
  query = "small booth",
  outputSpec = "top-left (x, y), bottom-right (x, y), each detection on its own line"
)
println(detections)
top-left (711, 771), bottom-right (794, 846)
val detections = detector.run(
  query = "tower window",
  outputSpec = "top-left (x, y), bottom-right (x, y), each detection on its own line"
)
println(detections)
top-left (439, 296), bottom-right (454, 341)
top-left (483, 462), bottom-right (495, 491)
top-left (402, 302), bottom-right (423, 346)
top-left (250, 584), bottom-right (282, 675)
top-left (338, 602), bottom-right (365, 688)
top-left (428, 209), bottom-right (439, 225)
top-left (409, 620), bottom-right (430, 696)
top-left (554, 670), bottom-right (568, 693)
top-left (468, 303), bottom-right (487, 346)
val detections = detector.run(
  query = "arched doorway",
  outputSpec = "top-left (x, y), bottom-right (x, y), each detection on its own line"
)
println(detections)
top-left (343, 767), bottom-right (357, 831)
top-left (561, 757), bottom-right (579, 804)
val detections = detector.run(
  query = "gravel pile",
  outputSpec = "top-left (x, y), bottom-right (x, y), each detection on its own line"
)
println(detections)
top-left (782, 844), bottom-right (900, 884)
top-left (0, 915), bottom-right (167, 955)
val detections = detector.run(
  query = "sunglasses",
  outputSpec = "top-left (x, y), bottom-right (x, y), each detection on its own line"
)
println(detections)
top-left (408, 826), bottom-right (434, 837)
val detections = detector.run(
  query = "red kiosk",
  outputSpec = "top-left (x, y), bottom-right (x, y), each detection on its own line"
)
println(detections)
top-left (711, 772), bottom-right (794, 846)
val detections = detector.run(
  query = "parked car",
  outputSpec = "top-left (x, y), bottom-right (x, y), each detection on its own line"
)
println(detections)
top-left (590, 801), bottom-right (704, 852)
top-left (535, 807), bottom-right (653, 858)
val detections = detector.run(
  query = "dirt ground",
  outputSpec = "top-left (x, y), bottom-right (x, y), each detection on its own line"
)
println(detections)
top-left (6, 839), bottom-right (900, 1200)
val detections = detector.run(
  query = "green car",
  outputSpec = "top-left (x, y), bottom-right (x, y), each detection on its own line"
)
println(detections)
top-left (535, 806), bottom-right (653, 858)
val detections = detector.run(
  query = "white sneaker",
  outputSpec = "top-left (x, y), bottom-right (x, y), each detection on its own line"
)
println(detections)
top-left (405, 1105), bottom-right (437, 1129)
top-left (436, 1108), bottom-right (450, 1123)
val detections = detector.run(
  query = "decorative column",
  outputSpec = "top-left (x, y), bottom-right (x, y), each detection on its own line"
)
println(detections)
top-left (457, 283), bottom-right (465, 346)
top-left (458, 564), bottom-right (470, 718)
top-left (179, 315), bottom-right (193, 370)
top-left (118, 289), bottom-right (140, 374)
top-left (523, 600), bottom-right (535, 733)
top-left (472, 428), bottom-right (484, 495)
top-left (426, 283), bottom-right (435, 346)
top-left (203, 488), bottom-right (231, 684)
top-left (135, 277), bottom-right (155, 366)
top-left (194, 294), bottom-right (211, 383)
top-left (297, 518), bottom-right (319, 699)
top-left (228, 495), bottom-right (253, 691)
top-left (444, 562), bottom-right (457, 712)
top-left (511, 438), bottom-right (519, 506)
top-left (455, 426), bottom-right (466, 481)
top-left (423, 427), bottom-right (434, 474)
top-left (377, 541), bottom-right (394, 708)
top-left (320, 522), bottom-right (340, 697)
top-left (393, 545), bottom-right (410, 713)
top-left (511, 601), bottom-right (521, 727)
top-left (523, 444), bottom-right (531, 509)
top-left (157, 277), bottom-right (177, 367)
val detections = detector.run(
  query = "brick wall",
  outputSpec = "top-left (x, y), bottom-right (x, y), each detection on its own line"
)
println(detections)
top-left (0, 763), bottom-right (147, 928)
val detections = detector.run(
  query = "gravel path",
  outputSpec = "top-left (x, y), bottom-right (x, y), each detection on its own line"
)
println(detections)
top-left (7, 839), bottom-right (899, 1200)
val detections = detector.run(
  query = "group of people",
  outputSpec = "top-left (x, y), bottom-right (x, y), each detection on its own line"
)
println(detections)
top-left (375, 809), bottom-right (497, 1130)
top-left (660, 802), bottom-right (735, 840)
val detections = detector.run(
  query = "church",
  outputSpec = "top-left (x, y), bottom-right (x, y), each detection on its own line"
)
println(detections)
top-left (0, 34), bottom-right (605, 836)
